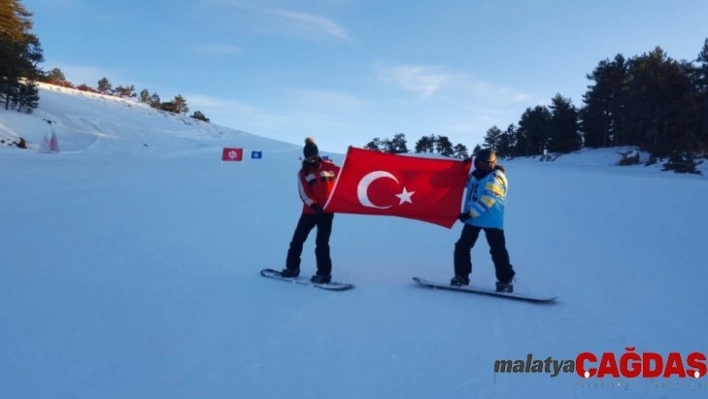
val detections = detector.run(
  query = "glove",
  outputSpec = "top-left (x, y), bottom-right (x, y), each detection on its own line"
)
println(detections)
top-left (457, 212), bottom-right (471, 222)
top-left (311, 204), bottom-right (324, 215)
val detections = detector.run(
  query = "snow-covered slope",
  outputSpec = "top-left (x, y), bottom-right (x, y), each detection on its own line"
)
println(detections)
top-left (0, 83), bottom-right (303, 159)
top-left (1, 84), bottom-right (706, 399)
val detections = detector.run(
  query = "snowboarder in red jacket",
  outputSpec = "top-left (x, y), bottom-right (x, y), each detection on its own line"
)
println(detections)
top-left (280, 137), bottom-right (341, 283)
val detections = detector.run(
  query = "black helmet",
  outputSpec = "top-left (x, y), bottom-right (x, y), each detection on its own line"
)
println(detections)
top-left (475, 148), bottom-right (497, 166)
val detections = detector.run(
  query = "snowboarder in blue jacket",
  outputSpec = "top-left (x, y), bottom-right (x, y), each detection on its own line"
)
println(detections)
top-left (451, 149), bottom-right (516, 293)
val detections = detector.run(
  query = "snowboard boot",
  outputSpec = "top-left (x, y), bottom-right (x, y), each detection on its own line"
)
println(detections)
top-left (450, 275), bottom-right (470, 287)
top-left (279, 268), bottom-right (300, 278)
top-left (496, 279), bottom-right (514, 293)
top-left (310, 274), bottom-right (331, 284)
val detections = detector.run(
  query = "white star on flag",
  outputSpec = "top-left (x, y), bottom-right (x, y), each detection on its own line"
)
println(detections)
top-left (395, 187), bottom-right (415, 205)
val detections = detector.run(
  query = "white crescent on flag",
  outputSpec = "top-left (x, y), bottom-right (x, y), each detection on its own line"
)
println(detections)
top-left (357, 171), bottom-right (398, 209)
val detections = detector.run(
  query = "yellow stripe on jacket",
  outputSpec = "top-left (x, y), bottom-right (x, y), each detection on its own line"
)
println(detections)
top-left (469, 172), bottom-right (507, 218)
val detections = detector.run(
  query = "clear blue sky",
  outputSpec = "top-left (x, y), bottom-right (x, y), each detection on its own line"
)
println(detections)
top-left (24, 0), bottom-right (708, 154)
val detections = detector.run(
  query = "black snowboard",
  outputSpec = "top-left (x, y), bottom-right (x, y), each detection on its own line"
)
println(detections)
top-left (260, 269), bottom-right (354, 291)
top-left (412, 277), bottom-right (557, 303)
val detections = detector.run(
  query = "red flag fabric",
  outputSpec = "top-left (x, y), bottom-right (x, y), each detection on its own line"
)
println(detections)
top-left (323, 146), bottom-right (472, 228)
top-left (222, 147), bottom-right (243, 161)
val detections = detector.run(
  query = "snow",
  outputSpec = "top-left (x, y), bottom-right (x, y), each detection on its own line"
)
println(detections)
top-left (1, 83), bottom-right (707, 398)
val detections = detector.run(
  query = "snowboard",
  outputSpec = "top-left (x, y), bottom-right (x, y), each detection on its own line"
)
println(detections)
top-left (412, 277), bottom-right (557, 303)
top-left (260, 269), bottom-right (354, 291)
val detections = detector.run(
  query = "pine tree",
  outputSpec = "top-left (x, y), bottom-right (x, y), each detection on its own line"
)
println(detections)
top-left (76, 83), bottom-right (97, 93)
top-left (517, 105), bottom-right (552, 156)
top-left (435, 135), bottom-right (454, 156)
top-left (172, 94), bottom-right (189, 114)
top-left (139, 89), bottom-right (151, 103)
top-left (497, 124), bottom-right (517, 158)
top-left (14, 79), bottom-right (39, 113)
top-left (693, 38), bottom-right (708, 153)
top-left (0, 0), bottom-right (44, 111)
top-left (159, 101), bottom-right (177, 113)
top-left (453, 143), bottom-right (469, 159)
top-left (114, 84), bottom-right (136, 98)
top-left (625, 47), bottom-right (698, 157)
top-left (547, 93), bottom-right (581, 153)
top-left (414, 135), bottom-right (435, 153)
top-left (483, 126), bottom-right (503, 151)
top-left (45, 67), bottom-right (66, 83)
top-left (97, 77), bottom-right (112, 94)
top-left (580, 54), bottom-right (629, 148)
top-left (364, 138), bottom-right (383, 151)
top-left (149, 93), bottom-right (161, 108)
top-left (190, 110), bottom-right (210, 122)
top-left (388, 133), bottom-right (408, 153)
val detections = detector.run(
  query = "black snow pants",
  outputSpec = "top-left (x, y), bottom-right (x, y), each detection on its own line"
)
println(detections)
top-left (454, 224), bottom-right (515, 283)
top-left (285, 213), bottom-right (334, 276)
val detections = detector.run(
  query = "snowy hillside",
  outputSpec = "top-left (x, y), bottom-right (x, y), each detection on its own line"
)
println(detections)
top-left (1, 84), bottom-right (707, 399)
top-left (0, 83), bottom-right (303, 159)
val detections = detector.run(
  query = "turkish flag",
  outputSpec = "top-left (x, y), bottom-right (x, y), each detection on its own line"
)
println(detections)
top-left (222, 147), bottom-right (243, 161)
top-left (324, 147), bottom-right (472, 228)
